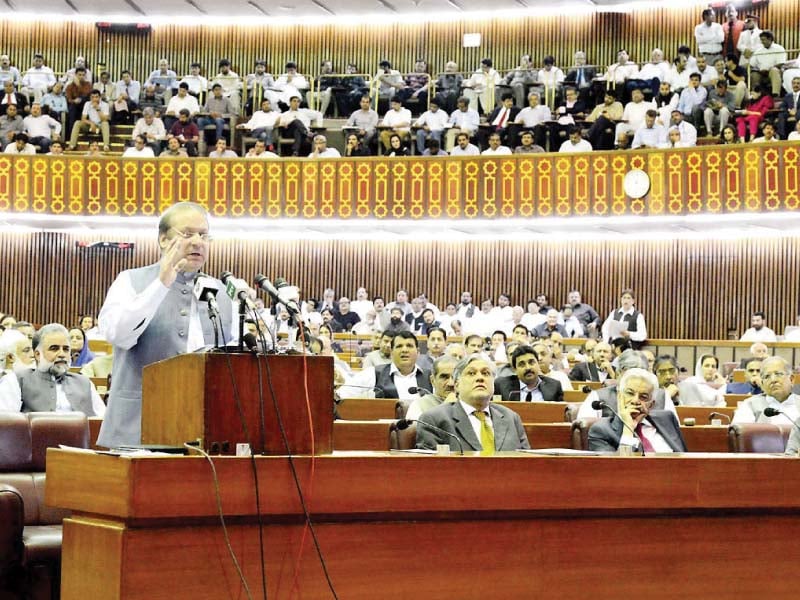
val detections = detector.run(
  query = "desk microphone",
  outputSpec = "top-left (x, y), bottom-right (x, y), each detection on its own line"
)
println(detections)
top-left (763, 407), bottom-right (800, 436)
top-left (220, 270), bottom-right (257, 311)
top-left (242, 333), bottom-right (259, 353)
top-left (591, 399), bottom-right (645, 455)
top-left (580, 385), bottom-right (593, 394)
top-left (395, 418), bottom-right (465, 455)
top-left (708, 411), bottom-right (732, 424)
top-left (408, 386), bottom-right (433, 396)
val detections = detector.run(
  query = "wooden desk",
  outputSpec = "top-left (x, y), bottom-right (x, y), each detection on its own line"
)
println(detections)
top-left (495, 401), bottom-right (572, 423)
top-left (681, 425), bottom-right (730, 453)
top-left (676, 406), bottom-right (735, 423)
top-left (725, 393), bottom-right (751, 407)
top-left (47, 449), bottom-right (800, 599)
top-left (337, 398), bottom-right (399, 420)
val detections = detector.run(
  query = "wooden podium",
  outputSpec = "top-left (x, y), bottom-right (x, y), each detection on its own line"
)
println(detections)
top-left (141, 353), bottom-right (334, 455)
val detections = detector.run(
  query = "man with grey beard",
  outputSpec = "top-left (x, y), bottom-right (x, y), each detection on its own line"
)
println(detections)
top-left (17, 323), bottom-right (105, 416)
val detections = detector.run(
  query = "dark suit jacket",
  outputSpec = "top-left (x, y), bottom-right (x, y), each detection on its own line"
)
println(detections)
top-left (564, 66), bottom-right (598, 86)
top-left (725, 382), bottom-right (761, 395)
top-left (494, 374), bottom-right (563, 402)
top-left (486, 105), bottom-right (521, 128)
top-left (0, 92), bottom-right (28, 116)
top-left (588, 410), bottom-right (687, 453)
top-left (375, 363), bottom-right (430, 399)
top-left (569, 361), bottom-right (601, 382)
top-left (416, 400), bottom-right (530, 452)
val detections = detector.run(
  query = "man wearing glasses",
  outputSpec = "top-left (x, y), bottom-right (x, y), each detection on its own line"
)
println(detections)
top-left (733, 357), bottom-right (799, 424)
top-left (588, 367), bottom-right (687, 453)
top-left (96, 202), bottom-right (235, 448)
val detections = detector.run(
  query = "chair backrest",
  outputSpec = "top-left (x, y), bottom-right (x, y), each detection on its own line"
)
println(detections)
top-left (727, 423), bottom-right (791, 453)
top-left (570, 418), bottom-right (599, 451)
top-left (389, 422), bottom-right (417, 450)
top-left (28, 412), bottom-right (89, 470)
top-left (0, 413), bottom-right (33, 471)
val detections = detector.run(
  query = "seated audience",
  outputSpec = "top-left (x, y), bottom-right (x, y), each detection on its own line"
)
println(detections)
top-left (601, 288), bottom-right (647, 348)
top-left (344, 132), bottom-right (370, 156)
top-left (237, 98), bottom-right (281, 149)
top-left (413, 98), bottom-right (449, 155)
top-left (379, 97), bottom-right (412, 152)
top-left (68, 89), bottom-right (110, 151)
top-left (726, 357), bottom-right (763, 395)
top-left (208, 138), bottom-right (237, 158)
top-left (4, 132), bottom-right (35, 154)
top-left (22, 102), bottom-right (60, 153)
top-left (309, 134), bottom-right (341, 158)
top-left (0, 105), bottom-right (24, 150)
top-left (733, 357), bottom-right (798, 423)
top-left (735, 86), bottom-right (773, 142)
top-left (680, 354), bottom-right (726, 407)
top-left (198, 83), bottom-right (235, 146)
top-left (167, 108), bottom-right (200, 157)
top-left (122, 134), bottom-right (156, 158)
top-left (558, 127), bottom-right (592, 153)
top-left (132, 107), bottom-right (166, 155)
top-left (405, 354), bottom-right (457, 421)
top-left (68, 326), bottom-right (94, 367)
top-left (740, 311), bottom-right (777, 342)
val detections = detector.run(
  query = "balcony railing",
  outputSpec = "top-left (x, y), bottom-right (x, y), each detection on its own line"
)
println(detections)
top-left (0, 141), bottom-right (796, 220)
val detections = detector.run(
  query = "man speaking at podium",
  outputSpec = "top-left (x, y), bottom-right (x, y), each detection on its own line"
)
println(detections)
top-left (96, 202), bottom-right (235, 448)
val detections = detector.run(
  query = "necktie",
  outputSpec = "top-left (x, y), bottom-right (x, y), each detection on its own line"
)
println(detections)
top-left (634, 423), bottom-right (655, 453)
top-left (498, 107), bottom-right (508, 128)
top-left (525, 390), bottom-right (533, 402)
top-left (474, 410), bottom-right (495, 455)
top-left (577, 68), bottom-right (584, 87)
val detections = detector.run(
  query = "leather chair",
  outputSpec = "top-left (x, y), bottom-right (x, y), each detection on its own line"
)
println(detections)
top-left (0, 412), bottom-right (89, 600)
top-left (389, 421), bottom-right (417, 450)
top-left (570, 418), bottom-right (599, 451)
top-left (727, 422), bottom-right (791, 453)
top-left (395, 400), bottom-right (410, 420)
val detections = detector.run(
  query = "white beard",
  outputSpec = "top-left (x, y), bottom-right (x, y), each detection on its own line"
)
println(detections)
top-left (37, 356), bottom-right (70, 378)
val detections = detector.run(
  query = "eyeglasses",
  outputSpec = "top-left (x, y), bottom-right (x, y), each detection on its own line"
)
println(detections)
top-left (762, 371), bottom-right (787, 382)
top-left (170, 227), bottom-right (211, 242)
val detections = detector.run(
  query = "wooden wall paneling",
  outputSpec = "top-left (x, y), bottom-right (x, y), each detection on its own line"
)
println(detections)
top-left (1, 233), bottom-right (798, 340)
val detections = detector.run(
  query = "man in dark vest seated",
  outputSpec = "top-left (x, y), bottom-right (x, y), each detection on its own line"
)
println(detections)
top-left (18, 323), bottom-right (105, 416)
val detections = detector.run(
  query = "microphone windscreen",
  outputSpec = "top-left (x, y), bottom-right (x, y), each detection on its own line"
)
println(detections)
top-left (582, 385), bottom-right (592, 394)
top-left (242, 333), bottom-right (258, 351)
top-left (591, 399), bottom-right (604, 410)
top-left (763, 407), bottom-right (781, 417)
top-left (395, 419), bottom-right (413, 431)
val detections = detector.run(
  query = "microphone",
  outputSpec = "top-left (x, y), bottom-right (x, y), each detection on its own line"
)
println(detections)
top-left (408, 386), bottom-right (433, 396)
top-left (254, 274), bottom-right (300, 316)
top-left (763, 407), bottom-right (800, 436)
top-left (274, 277), bottom-right (302, 315)
top-left (242, 332), bottom-right (259, 353)
top-left (193, 276), bottom-right (221, 318)
top-left (581, 385), bottom-right (592, 394)
top-left (220, 271), bottom-right (257, 310)
top-left (708, 411), bottom-right (732, 424)
top-left (591, 399), bottom-right (646, 455)
top-left (395, 418), bottom-right (465, 455)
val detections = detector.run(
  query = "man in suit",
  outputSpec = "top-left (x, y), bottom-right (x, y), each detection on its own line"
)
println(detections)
top-left (17, 323), bottom-right (106, 416)
top-left (494, 345), bottom-right (563, 402)
top-left (564, 51), bottom-right (597, 104)
top-left (588, 367), bottom-right (687, 453)
top-left (481, 92), bottom-right (520, 147)
top-left (570, 341), bottom-right (615, 383)
top-left (733, 356), bottom-right (799, 424)
top-left (416, 353), bottom-right (530, 453)
top-left (373, 330), bottom-right (430, 399)
top-left (778, 76), bottom-right (800, 140)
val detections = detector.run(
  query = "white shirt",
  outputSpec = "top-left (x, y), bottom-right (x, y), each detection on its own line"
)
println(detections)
top-left (165, 94), bottom-right (200, 116)
top-left (448, 108), bottom-right (480, 133)
top-left (4, 143), bottom-right (35, 155)
top-left (559, 139), bottom-right (593, 153)
top-left (81, 101), bottom-right (109, 125)
top-left (244, 110), bottom-right (282, 130)
top-left (23, 114), bottom-right (61, 139)
top-left (310, 147), bottom-right (341, 158)
top-left (414, 109), bottom-right (450, 131)
top-left (695, 22), bottom-right (724, 54)
top-left (0, 370), bottom-right (21, 411)
top-left (98, 270), bottom-right (237, 353)
top-left (278, 108), bottom-right (322, 129)
top-left (696, 66), bottom-right (718, 87)
top-left (482, 146), bottom-right (512, 155)
top-left (637, 61), bottom-right (671, 82)
top-left (122, 146), bottom-right (156, 158)
top-left (605, 62), bottom-right (639, 84)
top-left (631, 124), bottom-right (667, 149)
top-left (338, 364), bottom-right (422, 401)
top-left (381, 107), bottom-right (412, 133)
top-left (53, 374), bottom-right (106, 417)
top-left (537, 67), bottom-right (565, 88)
top-left (514, 105), bottom-right (552, 127)
top-left (450, 144), bottom-right (480, 156)
top-left (544, 369), bottom-right (573, 392)
top-left (133, 118), bottom-right (167, 141)
top-left (622, 100), bottom-right (656, 131)
top-left (180, 75), bottom-right (208, 96)
top-left (751, 44), bottom-right (788, 71)
top-left (22, 66), bottom-right (56, 91)
top-left (740, 326), bottom-right (777, 342)
top-left (737, 28), bottom-right (763, 66)
top-left (733, 394), bottom-right (799, 424)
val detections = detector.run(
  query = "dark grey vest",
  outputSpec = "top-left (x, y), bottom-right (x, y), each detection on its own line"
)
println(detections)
top-left (19, 369), bottom-right (95, 416)
top-left (97, 264), bottom-right (233, 447)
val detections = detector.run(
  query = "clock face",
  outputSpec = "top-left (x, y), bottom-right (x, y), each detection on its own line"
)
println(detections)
top-left (623, 169), bottom-right (651, 199)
